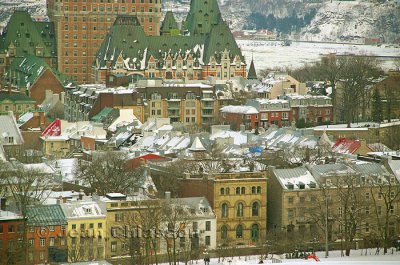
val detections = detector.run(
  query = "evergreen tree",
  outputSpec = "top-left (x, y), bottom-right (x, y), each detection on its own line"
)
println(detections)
top-left (371, 89), bottom-right (383, 123)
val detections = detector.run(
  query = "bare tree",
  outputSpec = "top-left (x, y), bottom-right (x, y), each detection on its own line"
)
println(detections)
top-left (331, 173), bottom-right (367, 256)
top-left (0, 160), bottom-right (53, 264)
top-left (339, 56), bottom-right (382, 127)
top-left (125, 201), bottom-right (162, 265)
top-left (159, 199), bottom-right (192, 265)
top-left (74, 152), bottom-right (144, 195)
top-left (370, 175), bottom-right (400, 254)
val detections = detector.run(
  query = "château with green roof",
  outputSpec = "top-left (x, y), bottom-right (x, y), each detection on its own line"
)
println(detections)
top-left (93, 0), bottom-right (248, 83)
top-left (0, 11), bottom-right (57, 77)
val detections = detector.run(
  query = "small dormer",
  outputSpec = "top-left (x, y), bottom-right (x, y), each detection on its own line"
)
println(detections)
top-left (286, 182), bottom-right (294, 190)
top-left (35, 45), bottom-right (44, 57)
top-left (8, 42), bottom-right (16, 56)
top-left (83, 206), bottom-right (92, 214)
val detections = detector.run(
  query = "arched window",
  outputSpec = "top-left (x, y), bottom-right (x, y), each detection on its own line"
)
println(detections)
top-left (241, 187), bottom-right (246, 194)
top-left (251, 224), bottom-right (259, 241)
top-left (226, 188), bottom-right (230, 195)
top-left (236, 224), bottom-right (243, 238)
top-left (221, 225), bottom-right (228, 239)
top-left (252, 202), bottom-right (259, 217)
top-left (251, 186), bottom-right (256, 194)
top-left (257, 186), bottom-right (262, 194)
top-left (236, 203), bottom-right (244, 217)
top-left (235, 187), bottom-right (240, 195)
top-left (220, 188), bottom-right (225, 195)
top-left (221, 203), bottom-right (228, 218)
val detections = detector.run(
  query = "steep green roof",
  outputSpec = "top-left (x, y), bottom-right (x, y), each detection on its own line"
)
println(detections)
top-left (4, 54), bottom-right (70, 88)
top-left (26, 205), bottom-right (67, 226)
top-left (185, 0), bottom-right (222, 36)
top-left (247, 58), bottom-right (258, 80)
top-left (91, 107), bottom-right (114, 123)
top-left (0, 91), bottom-right (36, 103)
top-left (203, 19), bottom-right (244, 64)
top-left (0, 11), bottom-right (56, 58)
top-left (96, 14), bottom-right (243, 68)
top-left (160, 11), bottom-right (179, 35)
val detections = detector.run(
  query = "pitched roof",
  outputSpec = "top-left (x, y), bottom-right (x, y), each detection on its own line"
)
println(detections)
top-left (185, 0), bottom-right (222, 36)
top-left (61, 201), bottom-right (105, 219)
top-left (274, 167), bottom-right (318, 190)
top-left (0, 114), bottom-right (24, 145)
top-left (26, 204), bottom-right (67, 226)
top-left (0, 91), bottom-right (36, 103)
top-left (0, 11), bottom-right (56, 58)
top-left (332, 138), bottom-right (361, 154)
top-left (4, 54), bottom-right (70, 88)
top-left (95, 12), bottom-right (243, 68)
top-left (160, 11), bottom-right (179, 35)
top-left (189, 136), bottom-right (206, 152)
top-left (247, 58), bottom-right (257, 80)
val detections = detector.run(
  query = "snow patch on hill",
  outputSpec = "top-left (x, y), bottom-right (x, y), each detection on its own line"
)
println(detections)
top-left (301, 0), bottom-right (400, 43)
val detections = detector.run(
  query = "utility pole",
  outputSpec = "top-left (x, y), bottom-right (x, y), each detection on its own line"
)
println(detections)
top-left (325, 196), bottom-right (329, 258)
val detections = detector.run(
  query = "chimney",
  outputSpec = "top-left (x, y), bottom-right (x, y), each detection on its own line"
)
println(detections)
top-left (165, 191), bottom-right (171, 200)
top-left (79, 189), bottom-right (84, 200)
top-left (60, 92), bottom-right (65, 104)
top-left (240, 124), bottom-right (245, 132)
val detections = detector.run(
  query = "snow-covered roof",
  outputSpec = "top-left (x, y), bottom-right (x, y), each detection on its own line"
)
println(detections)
top-left (220, 105), bottom-right (258, 114)
top-left (189, 136), bottom-right (206, 152)
top-left (274, 167), bottom-right (318, 190)
top-left (61, 201), bottom-right (106, 219)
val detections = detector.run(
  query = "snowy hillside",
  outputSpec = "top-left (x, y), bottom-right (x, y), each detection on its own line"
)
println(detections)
top-left (301, 0), bottom-right (400, 43)
top-left (0, 0), bottom-right (47, 29)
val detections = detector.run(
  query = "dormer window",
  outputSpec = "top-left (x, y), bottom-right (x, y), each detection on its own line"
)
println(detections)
top-left (85, 207), bottom-right (92, 214)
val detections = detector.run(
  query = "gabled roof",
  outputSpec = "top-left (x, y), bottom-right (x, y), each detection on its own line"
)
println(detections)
top-left (0, 91), bottom-right (36, 103)
top-left (95, 12), bottom-right (243, 68)
top-left (247, 58), bottom-right (257, 80)
top-left (160, 11), bottom-right (179, 35)
top-left (189, 136), bottom-right (206, 152)
top-left (0, 11), bottom-right (56, 57)
top-left (0, 114), bottom-right (24, 145)
top-left (185, 0), bottom-right (222, 36)
top-left (26, 204), bottom-right (67, 226)
top-left (4, 54), bottom-right (70, 88)
top-left (332, 138), bottom-right (361, 154)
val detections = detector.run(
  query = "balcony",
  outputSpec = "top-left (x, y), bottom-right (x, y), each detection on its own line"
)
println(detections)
top-left (201, 110), bottom-right (214, 117)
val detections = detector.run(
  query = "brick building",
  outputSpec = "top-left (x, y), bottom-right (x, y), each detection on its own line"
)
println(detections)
top-left (219, 105), bottom-right (259, 130)
top-left (64, 84), bottom-right (144, 122)
top-left (47, 0), bottom-right (162, 84)
top-left (0, 211), bottom-right (24, 264)
top-left (3, 55), bottom-right (69, 105)
top-left (26, 205), bottom-right (68, 264)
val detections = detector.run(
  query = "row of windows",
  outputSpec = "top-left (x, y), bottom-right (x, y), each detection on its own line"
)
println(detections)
top-left (220, 186), bottom-right (262, 195)
top-left (64, 5), bottom-right (159, 13)
top-left (63, 0), bottom-right (159, 4)
top-left (71, 223), bottom-right (103, 229)
top-left (220, 223), bottom-right (260, 240)
top-left (221, 202), bottom-right (260, 218)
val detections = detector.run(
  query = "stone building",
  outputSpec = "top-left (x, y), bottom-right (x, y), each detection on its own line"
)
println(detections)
top-left (177, 167), bottom-right (267, 246)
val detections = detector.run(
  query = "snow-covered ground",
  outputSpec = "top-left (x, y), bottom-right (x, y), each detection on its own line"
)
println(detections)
top-left (182, 249), bottom-right (400, 265)
top-left (237, 39), bottom-right (400, 72)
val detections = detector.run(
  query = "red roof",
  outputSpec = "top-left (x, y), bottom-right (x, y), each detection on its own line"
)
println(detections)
top-left (332, 138), bottom-right (361, 154)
